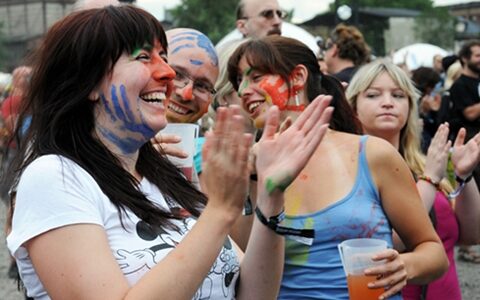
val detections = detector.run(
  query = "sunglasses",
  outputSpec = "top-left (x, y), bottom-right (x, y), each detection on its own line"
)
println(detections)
top-left (242, 9), bottom-right (288, 20)
top-left (322, 41), bottom-right (334, 51)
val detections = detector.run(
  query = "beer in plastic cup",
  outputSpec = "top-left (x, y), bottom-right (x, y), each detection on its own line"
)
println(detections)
top-left (338, 238), bottom-right (387, 300)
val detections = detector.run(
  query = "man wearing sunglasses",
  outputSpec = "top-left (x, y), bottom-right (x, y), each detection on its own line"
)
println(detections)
top-left (235, 0), bottom-right (286, 38)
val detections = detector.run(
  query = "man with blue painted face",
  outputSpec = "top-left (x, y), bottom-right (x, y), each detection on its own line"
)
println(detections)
top-left (156, 28), bottom-right (219, 179)
top-left (235, 0), bottom-right (285, 38)
top-left (165, 28), bottom-right (219, 125)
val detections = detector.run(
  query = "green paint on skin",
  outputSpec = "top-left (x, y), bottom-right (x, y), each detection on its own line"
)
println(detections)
top-left (265, 175), bottom-right (294, 195)
top-left (129, 44), bottom-right (153, 60)
top-left (237, 67), bottom-right (253, 96)
top-left (238, 80), bottom-right (249, 97)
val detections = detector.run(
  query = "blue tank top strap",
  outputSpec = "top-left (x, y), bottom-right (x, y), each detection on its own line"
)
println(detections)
top-left (357, 135), bottom-right (380, 200)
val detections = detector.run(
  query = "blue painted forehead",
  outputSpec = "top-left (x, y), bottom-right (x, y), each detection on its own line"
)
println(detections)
top-left (168, 31), bottom-right (218, 66)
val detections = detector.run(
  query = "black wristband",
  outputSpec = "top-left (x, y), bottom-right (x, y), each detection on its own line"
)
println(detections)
top-left (243, 196), bottom-right (253, 216)
top-left (254, 207), bottom-right (315, 242)
top-left (456, 173), bottom-right (473, 185)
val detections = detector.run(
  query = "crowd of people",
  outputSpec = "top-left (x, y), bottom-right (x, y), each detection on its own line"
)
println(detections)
top-left (0, 0), bottom-right (478, 299)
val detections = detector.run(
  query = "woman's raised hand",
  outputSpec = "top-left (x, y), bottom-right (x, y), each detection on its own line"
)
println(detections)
top-left (451, 128), bottom-right (480, 179)
top-left (424, 123), bottom-right (451, 182)
top-left (201, 106), bottom-right (254, 216)
top-left (255, 95), bottom-right (333, 196)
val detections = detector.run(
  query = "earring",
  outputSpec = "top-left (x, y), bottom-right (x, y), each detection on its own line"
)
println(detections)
top-left (88, 92), bottom-right (100, 101)
top-left (295, 92), bottom-right (300, 106)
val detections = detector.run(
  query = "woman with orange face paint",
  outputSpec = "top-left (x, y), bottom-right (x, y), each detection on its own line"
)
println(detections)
top-left (227, 36), bottom-right (448, 300)
top-left (5, 6), bottom-right (334, 300)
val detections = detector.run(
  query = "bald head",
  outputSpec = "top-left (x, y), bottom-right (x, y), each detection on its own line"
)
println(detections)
top-left (165, 28), bottom-right (219, 124)
top-left (236, 0), bottom-right (283, 38)
top-left (166, 28), bottom-right (218, 67)
top-left (74, 0), bottom-right (121, 11)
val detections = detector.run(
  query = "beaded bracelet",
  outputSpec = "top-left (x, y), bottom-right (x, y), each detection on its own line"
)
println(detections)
top-left (418, 174), bottom-right (441, 189)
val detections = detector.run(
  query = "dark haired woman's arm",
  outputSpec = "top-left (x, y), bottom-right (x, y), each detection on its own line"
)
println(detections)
top-left (236, 95), bottom-right (333, 299)
top-left (25, 105), bottom-right (253, 300)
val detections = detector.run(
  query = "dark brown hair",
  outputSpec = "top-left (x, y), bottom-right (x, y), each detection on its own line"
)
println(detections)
top-left (10, 5), bottom-right (207, 230)
top-left (227, 35), bottom-right (361, 134)
top-left (330, 24), bottom-right (370, 66)
top-left (458, 39), bottom-right (480, 66)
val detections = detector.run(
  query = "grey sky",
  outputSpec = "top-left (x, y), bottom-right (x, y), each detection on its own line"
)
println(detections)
top-left (136, 0), bottom-right (475, 23)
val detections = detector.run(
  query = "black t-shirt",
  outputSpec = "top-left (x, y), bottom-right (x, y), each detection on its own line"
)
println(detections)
top-left (449, 74), bottom-right (480, 139)
top-left (332, 66), bottom-right (357, 83)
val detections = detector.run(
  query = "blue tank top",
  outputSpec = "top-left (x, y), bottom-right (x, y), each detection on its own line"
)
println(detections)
top-left (279, 135), bottom-right (401, 300)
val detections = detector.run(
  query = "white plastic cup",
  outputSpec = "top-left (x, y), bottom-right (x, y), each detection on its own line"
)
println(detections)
top-left (338, 238), bottom-right (387, 300)
top-left (160, 123), bottom-right (199, 180)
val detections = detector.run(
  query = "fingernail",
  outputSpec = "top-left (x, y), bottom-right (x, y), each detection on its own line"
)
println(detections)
top-left (368, 282), bottom-right (375, 288)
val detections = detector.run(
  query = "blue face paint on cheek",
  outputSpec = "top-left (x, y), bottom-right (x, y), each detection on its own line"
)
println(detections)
top-left (120, 85), bottom-right (135, 121)
top-left (190, 59), bottom-right (203, 65)
top-left (111, 85), bottom-right (127, 120)
top-left (101, 93), bottom-right (117, 122)
top-left (104, 84), bottom-right (156, 143)
top-left (98, 126), bottom-right (142, 155)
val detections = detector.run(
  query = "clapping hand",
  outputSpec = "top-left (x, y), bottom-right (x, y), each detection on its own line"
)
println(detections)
top-left (424, 123), bottom-right (451, 182)
top-left (201, 106), bottom-right (254, 216)
top-left (255, 95), bottom-right (333, 196)
top-left (451, 128), bottom-right (480, 179)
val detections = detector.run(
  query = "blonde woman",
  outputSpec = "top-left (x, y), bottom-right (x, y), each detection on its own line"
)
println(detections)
top-left (347, 59), bottom-right (480, 300)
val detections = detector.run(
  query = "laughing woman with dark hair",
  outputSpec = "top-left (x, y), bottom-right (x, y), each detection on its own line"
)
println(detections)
top-left (5, 5), bottom-right (334, 299)
top-left (227, 36), bottom-right (448, 300)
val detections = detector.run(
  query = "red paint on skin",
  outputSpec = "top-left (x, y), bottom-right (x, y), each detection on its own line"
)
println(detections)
top-left (259, 77), bottom-right (289, 110)
top-left (182, 84), bottom-right (194, 100)
top-left (285, 104), bottom-right (305, 112)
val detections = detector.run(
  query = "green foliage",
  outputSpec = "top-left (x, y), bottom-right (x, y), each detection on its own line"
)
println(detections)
top-left (330, 0), bottom-right (434, 11)
top-left (170, 0), bottom-right (238, 44)
top-left (414, 7), bottom-right (455, 50)
top-left (326, 0), bottom-right (456, 55)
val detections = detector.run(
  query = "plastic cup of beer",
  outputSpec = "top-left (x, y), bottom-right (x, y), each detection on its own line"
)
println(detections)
top-left (338, 238), bottom-right (387, 300)
top-left (160, 123), bottom-right (199, 181)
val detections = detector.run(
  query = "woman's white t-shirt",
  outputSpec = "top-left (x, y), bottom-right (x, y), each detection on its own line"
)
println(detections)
top-left (7, 155), bottom-right (240, 300)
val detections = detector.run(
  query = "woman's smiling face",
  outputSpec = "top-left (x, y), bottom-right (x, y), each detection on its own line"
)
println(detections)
top-left (236, 55), bottom-right (290, 128)
top-left (95, 40), bottom-right (175, 154)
